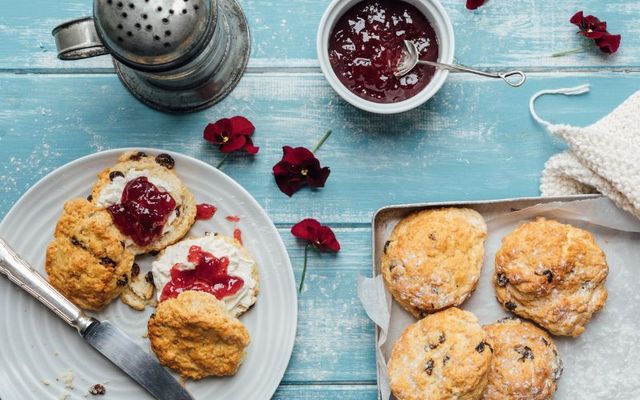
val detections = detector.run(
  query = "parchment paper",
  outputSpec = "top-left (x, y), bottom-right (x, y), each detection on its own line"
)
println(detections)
top-left (358, 197), bottom-right (640, 400)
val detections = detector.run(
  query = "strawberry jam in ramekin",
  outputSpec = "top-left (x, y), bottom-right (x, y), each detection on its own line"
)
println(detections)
top-left (328, 0), bottom-right (439, 103)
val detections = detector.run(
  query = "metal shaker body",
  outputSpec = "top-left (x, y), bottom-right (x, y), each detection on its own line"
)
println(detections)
top-left (53, 0), bottom-right (250, 113)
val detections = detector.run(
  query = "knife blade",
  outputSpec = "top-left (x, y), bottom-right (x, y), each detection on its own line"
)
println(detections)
top-left (0, 238), bottom-right (193, 400)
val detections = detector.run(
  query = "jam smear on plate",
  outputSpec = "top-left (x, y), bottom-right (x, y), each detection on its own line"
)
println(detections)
top-left (328, 0), bottom-right (439, 103)
top-left (196, 203), bottom-right (217, 220)
top-left (226, 215), bottom-right (240, 222)
top-left (233, 228), bottom-right (243, 245)
top-left (160, 245), bottom-right (244, 301)
top-left (107, 176), bottom-right (176, 247)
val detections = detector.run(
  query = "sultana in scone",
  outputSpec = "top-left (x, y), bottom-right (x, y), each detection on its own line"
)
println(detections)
top-left (45, 199), bottom-right (134, 310)
top-left (148, 291), bottom-right (250, 379)
top-left (388, 307), bottom-right (492, 400)
top-left (494, 218), bottom-right (608, 336)
top-left (382, 207), bottom-right (487, 318)
top-left (90, 151), bottom-right (196, 255)
top-left (482, 318), bottom-right (563, 400)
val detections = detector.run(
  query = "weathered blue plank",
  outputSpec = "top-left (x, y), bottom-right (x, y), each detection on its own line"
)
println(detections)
top-left (0, 0), bottom-right (637, 70)
top-left (273, 384), bottom-right (377, 399)
top-left (0, 72), bottom-right (635, 223)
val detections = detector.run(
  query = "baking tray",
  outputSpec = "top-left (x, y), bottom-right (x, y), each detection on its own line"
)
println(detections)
top-left (370, 194), bottom-right (612, 400)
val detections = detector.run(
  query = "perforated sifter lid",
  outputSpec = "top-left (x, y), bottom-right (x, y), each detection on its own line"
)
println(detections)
top-left (94, 0), bottom-right (215, 71)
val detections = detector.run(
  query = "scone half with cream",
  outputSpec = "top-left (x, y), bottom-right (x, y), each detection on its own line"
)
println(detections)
top-left (152, 233), bottom-right (259, 318)
top-left (382, 207), bottom-right (487, 318)
top-left (90, 150), bottom-right (196, 255)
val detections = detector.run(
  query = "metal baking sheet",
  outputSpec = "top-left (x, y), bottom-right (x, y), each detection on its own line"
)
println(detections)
top-left (369, 194), bottom-right (640, 400)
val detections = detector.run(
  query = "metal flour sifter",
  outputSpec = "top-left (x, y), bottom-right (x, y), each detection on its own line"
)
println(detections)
top-left (52, 0), bottom-right (250, 113)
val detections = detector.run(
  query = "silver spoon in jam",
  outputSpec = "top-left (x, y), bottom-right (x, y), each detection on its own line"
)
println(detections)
top-left (395, 40), bottom-right (527, 87)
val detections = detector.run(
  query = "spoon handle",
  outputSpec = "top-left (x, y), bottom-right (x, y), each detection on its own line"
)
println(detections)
top-left (417, 60), bottom-right (527, 87)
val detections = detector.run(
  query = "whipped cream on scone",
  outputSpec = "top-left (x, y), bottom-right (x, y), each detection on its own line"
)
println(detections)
top-left (152, 234), bottom-right (259, 317)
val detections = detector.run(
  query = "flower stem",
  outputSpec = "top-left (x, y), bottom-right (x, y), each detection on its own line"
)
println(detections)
top-left (298, 244), bottom-right (310, 293)
top-left (551, 46), bottom-right (586, 58)
top-left (216, 153), bottom-right (231, 169)
top-left (312, 129), bottom-right (332, 153)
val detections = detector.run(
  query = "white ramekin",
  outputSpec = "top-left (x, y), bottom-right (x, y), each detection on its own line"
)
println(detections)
top-left (317, 0), bottom-right (455, 114)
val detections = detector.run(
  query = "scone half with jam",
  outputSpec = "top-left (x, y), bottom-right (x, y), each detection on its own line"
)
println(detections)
top-left (382, 207), bottom-right (487, 318)
top-left (90, 151), bottom-right (196, 255)
top-left (152, 233), bottom-right (259, 318)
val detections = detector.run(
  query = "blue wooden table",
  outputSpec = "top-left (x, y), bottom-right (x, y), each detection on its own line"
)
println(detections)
top-left (0, 0), bottom-right (637, 398)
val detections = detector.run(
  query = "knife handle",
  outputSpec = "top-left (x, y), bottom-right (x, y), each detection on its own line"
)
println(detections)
top-left (0, 237), bottom-right (96, 335)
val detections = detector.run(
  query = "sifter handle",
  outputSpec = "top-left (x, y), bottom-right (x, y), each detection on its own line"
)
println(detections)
top-left (52, 17), bottom-right (110, 60)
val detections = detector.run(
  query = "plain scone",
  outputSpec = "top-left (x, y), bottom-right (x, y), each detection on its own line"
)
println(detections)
top-left (45, 199), bottom-right (134, 310)
top-left (148, 291), bottom-right (250, 379)
top-left (388, 307), bottom-right (492, 400)
top-left (494, 218), bottom-right (608, 337)
top-left (382, 207), bottom-right (487, 317)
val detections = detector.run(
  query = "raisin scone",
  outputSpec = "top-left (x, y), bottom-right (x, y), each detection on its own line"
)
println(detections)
top-left (494, 218), bottom-right (608, 337)
top-left (148, 291), bottom-right (250, 379)
top-left (388, 307), bottom-right (492, 400)
top-left (45, 199), bottom-right (134, 310)
top-left (90, 151), bottom-right (196, 255)
top-left (120, 263), bottom-right (156, 311)
top-left (482, 318), bottom-right (563, 400)
top-left (382, 208), bottom-right (487, 318)
top-left (151, 234), bottom-right (259, 317)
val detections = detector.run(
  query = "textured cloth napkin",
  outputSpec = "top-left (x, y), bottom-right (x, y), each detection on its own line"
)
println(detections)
top-left (530, 84), bottom-right (640, 220)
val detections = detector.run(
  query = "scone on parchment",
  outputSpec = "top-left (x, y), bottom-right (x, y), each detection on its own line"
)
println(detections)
top-left (152, 234), bottom-right (259, 318)
top-left (482, 318), bottom-right (563, 400)
top-left (148, 291), bottom-right (250, 379)
top-left (46, 199), bottom-right (134, 310)
top-left (388, 307), bottom-right (492, 400)
top-left (494, 218), bottom-right (608, 337)
top-left (382, 208), bottom-right (487, 318)
top-left (90, 151), bottom-right (197, 255)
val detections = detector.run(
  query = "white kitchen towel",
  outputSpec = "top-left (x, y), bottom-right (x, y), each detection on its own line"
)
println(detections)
top-left (530, 84), bottom-right (640, 219)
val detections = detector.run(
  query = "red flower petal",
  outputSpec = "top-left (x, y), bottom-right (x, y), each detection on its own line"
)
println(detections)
top-left (466, 0), bottom-right (485, 10)
top-left (228, 116), bottom-right (255, 136)
top-left (242, 138), bottom-right (260, 154)
top-left (569, 11), bottom-right (584, 26)
top-left (219, 134), bottom-right (247, 153)
top-left (291, 219), bottom-right (340, 253)
top-left (595, 33), bottom-right (621, 54)
top-left (203, 119), bottom-right (230, 143)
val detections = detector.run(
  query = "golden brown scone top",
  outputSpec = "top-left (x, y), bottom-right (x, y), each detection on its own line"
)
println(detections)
top-left (148, 291), bottom-right (250, 380)
top-left (494, 218), bottom-right (608, 336)
top-left (382, 207), bottom-right (487, 317)
top-left (482, 318), bottom-right (563, 400)
top-left (388, 307), bottom-right (492, 400)
top-left (45, 199), bottom-right (134, 310)
top-left (90, 150), bottom-right (197, 255)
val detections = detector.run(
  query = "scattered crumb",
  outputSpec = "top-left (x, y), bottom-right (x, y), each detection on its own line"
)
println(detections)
top-left (62, 370), bottom-right (74, 390)
top-left (54, 351), bottom-right (59, 356)
top-left (142, 332), bottom-right (149, 339)
top-left (59, 394), bottom-right (69, 400)
top-left (88, 383), bottom-right (106, 395)
top-left (42, 379), bottom-right (51, 386)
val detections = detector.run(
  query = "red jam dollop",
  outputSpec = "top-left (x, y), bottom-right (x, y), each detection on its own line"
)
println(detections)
top-left (196, 203), bottom-right (217, 220)
top-left (107, 176), bottom-right (176, 247)
top-left (328, 0), bottom-right (439, 103)
top-left (160, 245), bottom-right (244, 301)
top-left (226, 215), bottom-right (240, 222)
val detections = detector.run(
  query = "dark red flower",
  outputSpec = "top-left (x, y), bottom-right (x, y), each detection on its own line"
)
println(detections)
top-left (273, 146), bottom-right (331, 197)
top-left (291, 219), bottom-right (340, 252)
top-left (569, 11), bottom-right (621, 55)
top-left (595, 33), bottom-right (621, 54)
top-left (466, 0), bottom-right (485, 10)
top-left (570, 11), bottom-right (608, 39)
top-left (203, 116), bottom-right (259, 154)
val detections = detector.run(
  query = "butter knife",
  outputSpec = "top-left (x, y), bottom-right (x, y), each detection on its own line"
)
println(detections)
top-left (0, 237), bottom-right (193, 400)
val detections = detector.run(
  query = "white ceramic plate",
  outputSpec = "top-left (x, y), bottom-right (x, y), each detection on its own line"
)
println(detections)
top-left (0, 148), bottom-right (297, 400)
